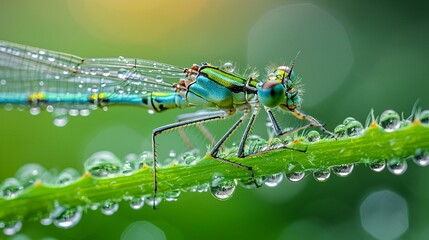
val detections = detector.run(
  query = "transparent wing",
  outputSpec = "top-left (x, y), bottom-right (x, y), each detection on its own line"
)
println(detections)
top-left (0, 40), bottom-right (186, 103)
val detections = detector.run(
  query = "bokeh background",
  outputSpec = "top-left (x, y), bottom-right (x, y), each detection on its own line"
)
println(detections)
top-left (1, 0), bottom-right (428, 239)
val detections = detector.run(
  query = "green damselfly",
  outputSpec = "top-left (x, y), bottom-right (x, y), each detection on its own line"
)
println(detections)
top-left (0, 40), bottom-right (333, 201)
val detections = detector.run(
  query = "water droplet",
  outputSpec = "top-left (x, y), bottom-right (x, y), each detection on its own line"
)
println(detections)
top-left (180, 151), bottom-right (197, 165)
top-left (101, 200), bottom-right (119, 215)
top-left (47, 56), bottom-right (55, 62)
top-left (286, 171), bottom-right (305, 182)
top-left (84, 151), bottom-right (122, 178)
top-left (15, 163), bottom-right (47, 187)
top-left (332, 164), bottom-right (354, 177)
top-left (343, 117), bottom-right (355, 125)
top-left (222, 62), bottom-right (235, 72)
top-left (56, 168), bottom-right (80, 185)
top-left (80, 109), bottom-right (91, 116)
top-left (52, 206), bottom-right (82, 229)
top-left (369, 160), bottom-right (386, 172)
top-left (2, 220), bottom-right (22, 236)
top-left (118, 68), bottom-right (127, 79)
top-left (145, 197), bottom-right (162, 208)
top-left (164, 190), bottom-right (181, 202)
top-left (147, 109), bottom-right (155, 115)
top-left (46, 105), bottom-right (54, 112)
top-left (168, 150), bottom-right (176, 158)
top-left (334, 124), bottom-right (347, 138)
top-left (379, 110), bottom-right (401, 132)
top-left (263, 173), bottom-right (284, 187)
top-left (29, 107), bottom-right (41, 115)
top-left (102, 68), bottom-right (111, 76)
top-left (68, 109), bottom-right (79, 116)
top-left (130, 197), bottom-right (144, 209)
top-left (0, 178), bottom-right (23, 199)
top-left (210, 177), bottom-right (236, 200)
top-left (0, 79), bottom-right (6, 85)
top-left (414, 149), bottom-right (429, 167)
top-left (313, 169), bottom-right (331, 182)
top-left (103, 106), bottom-right (108, 111)
top-left (196, 183), bottom-right (209, 192)
top-left (387, 160), bottom-right (407, 175)
top-left (239, 177), bottom-right (265, 189)
top-left (155, 75), bottom-right (163, 83)
top-left (123, 153), bottom-right (141, 175)
top-left (53, 116), bottom-right (68, 127)
top-left (346, 120), bottom-right (363, 137)
top-left (418, 110), bottom-right (429, 125)
top-left (306, 130), bottom-right (320, 142)
top-left (89, 68), bottom-right (97, 76)
top-left (140, 151), bottom-right (154, 166)
top-left (40, 215), bottom-right (53, 226)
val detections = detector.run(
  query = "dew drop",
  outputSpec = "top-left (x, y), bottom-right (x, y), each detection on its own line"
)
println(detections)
top-left (145, 196), bottom-right (162, 208)
top-left (123, 153), bottom-right (141, 175)
top-left (332, 164), bottom-right (354, 177)
top-left (155, 75), bottom-right (163, 83)
top-left (101, 200), bottom-right (119, 215)
top-left (52, 206), bottom-right (82, 229)
top-left (180, 152), bottom-right (197, 165)
top-left (4, 103), bottom-right (13, 111)
top-left (306, 130), bottom-right (320, 142)
top-left (387, 160), bottom-right (407, 175)
top-left (29, 107), bottom-right (41, 115)
top-left (418, 110), bottom-right (429, 125)
top-left (369, 160), bottom-right (386, 172)
top-left (313, 169), bottom-right (331, 182)
top-left (264, 173), bottom-right (284, 187)
top-left (147, 109), bottom-right (155, 115)
top-left (379, 110), bottom-right (401, 132)
top-left (346, 120), bottom-right (363, 137)
top-left (239, 177), bottom-right (265, 189)
top-left (47, 56), bottom-right (55, 62)
top-left (79, 109), bottom-right (90, 116)
top-left (343, 117), bottom-right (355, 125)
top-left (40, 215), bottom-right (53, 226)
top-left (0, 178), bottom-right (23, 198)
top-left (84, 151), bottom-right (122, 178)
top-left (118, 68), bottom-right (127, 79)
top-left (102, 68), bottom-right (111, 76)
top-left (89, 68), bottom-right (97, 76)
top-left (68, 109), bottom-right (79, 116)
top-left (56, 168), bottom-right (80, 185)
top-left (0, 79), bottom-right (6, 85)
top-left (414, 149), bottom-right (429, 167)
top-left (210, 177), bottom-right (236, 200)
top-left (46, 105), bottom-right (54, 112)
top-left (222, 62), bottom-right (235, 73)
top-left (2, 220), bottom-right (22, 236)
top-left (53, 116), bottom-right (68, 127)
top-left (16, 163), bottom-right (47, 187)
top-left (286, 171), bottom-right (305, 182)
top-left (130, 197), bottom-right (144, 210)
top-left (168, 150), bottom-right (177, 158)
top-left (164, 190), bottom-right (181, 202)
top-left (334, 124), bottom-right (347, 138)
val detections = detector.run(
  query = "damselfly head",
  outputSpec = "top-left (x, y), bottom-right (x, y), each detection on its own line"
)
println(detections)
top-left (273, 65), bottom-right (296, 87)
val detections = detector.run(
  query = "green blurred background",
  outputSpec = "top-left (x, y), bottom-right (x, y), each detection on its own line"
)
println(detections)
top-left (1, 0), bottom-right (428, 239)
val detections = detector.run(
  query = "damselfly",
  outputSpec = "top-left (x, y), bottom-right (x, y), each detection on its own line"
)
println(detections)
top-left (0, 40), bottom-right (333, 200)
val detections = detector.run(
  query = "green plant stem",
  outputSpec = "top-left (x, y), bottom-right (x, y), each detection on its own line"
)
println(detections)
top-left (1, 123), bottom-right (428, 221)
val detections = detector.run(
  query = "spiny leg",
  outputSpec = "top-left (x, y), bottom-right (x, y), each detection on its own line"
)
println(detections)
top-left (152, 111), bottom-right (227, 208)
top-left (237, 107), bottom-right (260, 158)
top-left (210, 110), bottom-right (260, 188)
top-left (267, 107), bottom-right (334, 136)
